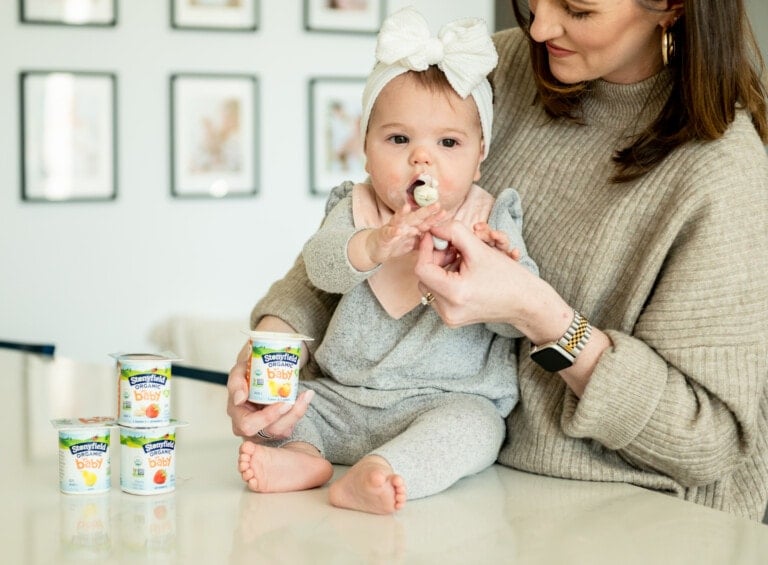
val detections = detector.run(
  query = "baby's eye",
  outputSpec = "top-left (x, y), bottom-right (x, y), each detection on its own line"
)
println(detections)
top-left (388, 135), bottom-right (408, 144)
top-left (440, 138), bottom-right (458, 148)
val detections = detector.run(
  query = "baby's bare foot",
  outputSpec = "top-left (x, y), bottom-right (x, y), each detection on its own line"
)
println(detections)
top-left (328, 455), bottom-right (407, 515)
top-left (238, 440), bottom-right (333, 493)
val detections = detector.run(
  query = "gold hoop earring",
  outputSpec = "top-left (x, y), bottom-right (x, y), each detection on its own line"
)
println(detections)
top-left (661, 26), bottom-right (675, 67)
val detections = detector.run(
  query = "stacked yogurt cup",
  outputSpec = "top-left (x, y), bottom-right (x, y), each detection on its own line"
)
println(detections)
top-left (51, 351), bottom-right (184, 496)
top-left (112, 352), bottom-right (186, 495)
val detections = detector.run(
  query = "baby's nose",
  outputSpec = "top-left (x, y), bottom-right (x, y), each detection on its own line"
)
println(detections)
top-left (410, 145), bottom-right (432, 165)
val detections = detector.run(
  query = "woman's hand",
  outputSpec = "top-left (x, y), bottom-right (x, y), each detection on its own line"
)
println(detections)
top-left (226, 317), bottom-right (315, 441)
top-left (416, 221), bottom-right (611, 397)
top-left (415, 221), bottom-right (549, 332)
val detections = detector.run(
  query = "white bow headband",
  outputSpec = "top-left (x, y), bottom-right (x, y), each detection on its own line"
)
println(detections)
top-left (360, 7), bottom-right (498, 158)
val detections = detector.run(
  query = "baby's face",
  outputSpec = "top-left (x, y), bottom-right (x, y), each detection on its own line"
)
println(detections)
top-left (364, 74), bottom-right (484, 216)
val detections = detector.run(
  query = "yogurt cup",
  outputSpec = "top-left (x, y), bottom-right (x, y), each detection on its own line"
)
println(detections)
top-left (52, 417), bottom-right (116, 495)
top-left (245, 331), bottom-right (312, 404)
top-left (119, 421), bottom-right (187, 496)
top-left (111, 352), bottom-right (178, 427)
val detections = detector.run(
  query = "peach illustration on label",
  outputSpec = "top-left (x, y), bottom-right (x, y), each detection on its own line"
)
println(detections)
top-left (145, 403), bottom-right (160, 419)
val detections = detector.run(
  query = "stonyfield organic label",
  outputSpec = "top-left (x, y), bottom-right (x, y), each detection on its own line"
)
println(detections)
top-left (58, 429), bottom-right (112, 494)
top-left (246, 332), bottom-right (312, 404)
top-left (116, 354), bottom-right (173, 427)
top-left (120, 425), bottom-right (181, 495)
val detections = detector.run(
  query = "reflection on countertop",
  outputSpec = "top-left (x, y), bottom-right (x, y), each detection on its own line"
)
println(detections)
top-left (2, 349), bottom-right (767, 565)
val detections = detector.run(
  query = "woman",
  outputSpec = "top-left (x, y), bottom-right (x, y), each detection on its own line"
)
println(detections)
top-left (227, 0), bottom-right (768, 520)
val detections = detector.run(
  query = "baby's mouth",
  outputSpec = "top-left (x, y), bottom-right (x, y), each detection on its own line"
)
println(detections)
top-left (407, 178), bottom-right (426, 200)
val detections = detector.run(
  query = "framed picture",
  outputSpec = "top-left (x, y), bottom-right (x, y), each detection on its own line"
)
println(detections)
top-left (170, 73), bottom-right (259, 198)
top-left (304, 0), bottom-right (384, 34)
top-left (171, 0), bottom-right (258, 32)
top-left (20, 70), bottom-right (117, 202)
top-left (308, 77), bottom-right (366, 195)
top-left (19, 0), bottom-right (117, 26)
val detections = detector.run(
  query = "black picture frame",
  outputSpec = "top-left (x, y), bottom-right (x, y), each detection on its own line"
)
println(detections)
top-left (171, 0), bottom-right (259, 32)
top-left (20, 70), bottom-right (118, 202)
top-left (170, 73), bottom-right (259, 198)
top-left (19, 0), bottom-right (117, 27)
top-left (308, 76), bottom-right (367, 196)
top-left (303, 0), bottom-right (384, 35)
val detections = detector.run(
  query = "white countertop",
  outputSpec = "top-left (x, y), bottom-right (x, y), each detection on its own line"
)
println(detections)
top-left (2, 349), bottom-right (767, 564)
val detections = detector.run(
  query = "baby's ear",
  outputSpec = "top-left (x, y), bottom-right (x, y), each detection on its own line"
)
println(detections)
top-left (474, 140), bottom-right (485, 181)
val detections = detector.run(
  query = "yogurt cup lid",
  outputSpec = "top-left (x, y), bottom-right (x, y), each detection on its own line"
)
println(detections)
top-left (109, 351), bottom-right (181, 362)
top-left (51, 416), bottom-right (117, 430)
top-left (117, 419), bottom-right (190, 430)
top-left (244, 330), bottom-right (313, 342)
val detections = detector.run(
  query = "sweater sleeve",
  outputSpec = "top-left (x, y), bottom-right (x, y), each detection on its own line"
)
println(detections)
top-left (485, 188), bottom-right (539, 338)
top-left (302, 193), bottom-right (379, 294)
top-left (250, 181), bottom-right (354, 354)
top-left (559, 130), bottom-right (768, 487)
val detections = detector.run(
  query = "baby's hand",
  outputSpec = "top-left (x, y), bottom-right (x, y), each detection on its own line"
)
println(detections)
top-left (473, 222), bottom-right (521, 261)
top-left (367, 203), bottom-right (444, 264)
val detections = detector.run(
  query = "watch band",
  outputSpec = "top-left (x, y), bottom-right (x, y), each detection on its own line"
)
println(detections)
top-left (559, 310), bottom-right (592, 357)
top-left (530, 310), bottom-right (593, 371)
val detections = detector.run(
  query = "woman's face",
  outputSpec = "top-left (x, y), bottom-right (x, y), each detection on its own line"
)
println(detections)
top-left (528, 0), bottom-right (674, 84)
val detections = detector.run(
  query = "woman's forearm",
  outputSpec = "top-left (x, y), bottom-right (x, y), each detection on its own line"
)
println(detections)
top-left (505, 272), bottom-right (612, 397)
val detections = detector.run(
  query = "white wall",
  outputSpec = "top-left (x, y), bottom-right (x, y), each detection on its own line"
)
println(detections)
top-left (2, 1), bottom-right (765, 366)
top-left (0, 1), bottom-right (494, 364)
top-left (747, 0), bottom-right (768, 61)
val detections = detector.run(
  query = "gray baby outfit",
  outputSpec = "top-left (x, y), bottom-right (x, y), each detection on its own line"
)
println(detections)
top-left (293, 183), bottom-right (537, 499)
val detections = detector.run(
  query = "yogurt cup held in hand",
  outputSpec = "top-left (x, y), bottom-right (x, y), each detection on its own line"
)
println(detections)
top-left (245, 331), bottom-right (313, 404)
top-left (413, 174), bottom-right (448, 250)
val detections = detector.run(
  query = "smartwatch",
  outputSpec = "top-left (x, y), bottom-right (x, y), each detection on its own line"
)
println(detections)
top-left (530, 310), bottom-right (592, 372)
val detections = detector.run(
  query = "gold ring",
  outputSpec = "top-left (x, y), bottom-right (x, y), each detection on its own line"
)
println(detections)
top-left (421, 292), bottom-right (436, 306)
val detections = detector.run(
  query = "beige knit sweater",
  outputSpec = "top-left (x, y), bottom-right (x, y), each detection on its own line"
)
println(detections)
top-left (253, 28), bottom-right (768, 520)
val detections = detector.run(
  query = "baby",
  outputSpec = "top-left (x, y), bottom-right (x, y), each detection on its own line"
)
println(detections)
top-left (238, 7), bottom-right (538, 514)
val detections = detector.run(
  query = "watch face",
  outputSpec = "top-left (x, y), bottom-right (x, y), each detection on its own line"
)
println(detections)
top-left (530, 346), bottom-right (573, 372)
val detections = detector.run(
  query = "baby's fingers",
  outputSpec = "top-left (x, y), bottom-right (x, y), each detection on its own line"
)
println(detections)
top-left (473, 222), bottom-right (492, 239)
top-left (506, 247), bottom-right (521, 261)
top-left (489, 230), bottom-right (510, 251)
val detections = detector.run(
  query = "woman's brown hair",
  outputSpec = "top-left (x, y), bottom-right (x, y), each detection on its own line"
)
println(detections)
top-left (511, 0), bottom-right (768, 182)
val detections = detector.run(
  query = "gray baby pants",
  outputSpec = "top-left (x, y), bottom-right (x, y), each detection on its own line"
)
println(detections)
top-left (285, 381), bottom-right (505, 500)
